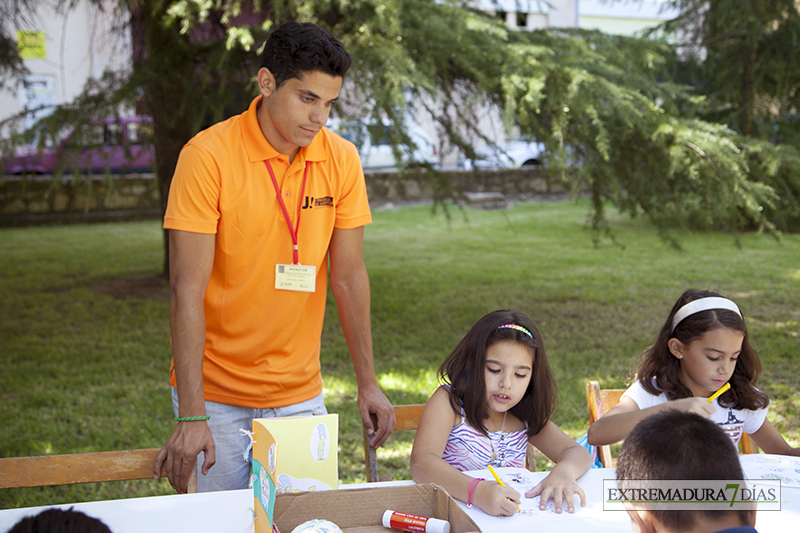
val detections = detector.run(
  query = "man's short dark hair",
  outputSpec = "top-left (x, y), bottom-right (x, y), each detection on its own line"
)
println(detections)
top-left (616, 409), bottom-right (750, 530)
top-left (260, 21), bottom-right (352, 88)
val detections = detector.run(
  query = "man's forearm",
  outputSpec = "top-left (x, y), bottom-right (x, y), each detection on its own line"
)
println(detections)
top-left (169, 288), bottom-right (208, 416)
top-left (331, 262), bottom-right (378, 388)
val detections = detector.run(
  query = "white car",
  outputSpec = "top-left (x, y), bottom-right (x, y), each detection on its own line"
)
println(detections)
top-left (326, 118), bottom-right (438, 169)
top-left (459, 138), bottom-right (545, 170)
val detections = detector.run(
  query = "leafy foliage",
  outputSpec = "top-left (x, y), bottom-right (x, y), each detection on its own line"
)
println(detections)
top-left (659, 0), bottom-right (800, 136)
top-left (500, 28), bottom-right (800, 235)
top-left (3, 0), bottom-right (800, 255)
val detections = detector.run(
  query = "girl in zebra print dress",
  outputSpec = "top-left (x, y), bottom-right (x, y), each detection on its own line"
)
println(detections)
top-left (410, 309), bottom-right (591, 517)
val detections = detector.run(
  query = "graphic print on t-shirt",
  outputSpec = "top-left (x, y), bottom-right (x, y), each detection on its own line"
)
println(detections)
top-left (302, 196), bottom-right (334, 209)
top-left (718, 408), bottom-right (745, 443)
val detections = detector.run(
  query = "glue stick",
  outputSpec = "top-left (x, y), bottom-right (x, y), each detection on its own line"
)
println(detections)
top-left (382, 510), bottom-right (450, 533)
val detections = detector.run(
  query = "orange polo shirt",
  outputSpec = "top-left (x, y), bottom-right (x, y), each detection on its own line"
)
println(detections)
top-left (164, 96), bottom-right (371, 408)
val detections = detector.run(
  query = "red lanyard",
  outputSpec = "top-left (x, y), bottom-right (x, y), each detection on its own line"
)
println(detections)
top-left (265, 160), bottom-right (309, 265)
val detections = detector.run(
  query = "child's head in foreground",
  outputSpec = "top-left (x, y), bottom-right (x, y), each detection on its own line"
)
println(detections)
top-left (616, 409), bottom-right (755, 533)
top-left (438, 309), bottom-right (556, 438)
top-left (638, 288), bottom-right (768, 409)
top-left (8, 508), bottom-right (112, 533)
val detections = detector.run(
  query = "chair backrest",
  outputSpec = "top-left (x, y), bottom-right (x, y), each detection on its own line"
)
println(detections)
top-left (586, 380), bottom-right (626, 468)
top-left (0, 448), bottom-right (197, 493)
top-left (739, 432), bottom-right (759, 454)
top-left (585, 380), bottom-right (759, 467)
top-left (364, 404), bottom-right (425, 483)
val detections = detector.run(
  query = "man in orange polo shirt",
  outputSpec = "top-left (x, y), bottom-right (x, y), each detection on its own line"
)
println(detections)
top-left (154, 21), bottom-right (396, 493)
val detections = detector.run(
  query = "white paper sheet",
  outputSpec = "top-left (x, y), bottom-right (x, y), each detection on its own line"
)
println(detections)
top-left (457, 467), bottom-right (592, 532)
top-left (740, 454), bottom-right (800, 487)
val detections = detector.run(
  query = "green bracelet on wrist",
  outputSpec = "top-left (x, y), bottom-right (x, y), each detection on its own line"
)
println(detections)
top-left (175, 415), bottom-right (211, 422)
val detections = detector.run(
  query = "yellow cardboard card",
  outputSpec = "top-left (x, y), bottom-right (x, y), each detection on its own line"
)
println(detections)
top-left (252, 423), bottom-right (278, 533)
top-left (253, 414), bottom-right (338, 495)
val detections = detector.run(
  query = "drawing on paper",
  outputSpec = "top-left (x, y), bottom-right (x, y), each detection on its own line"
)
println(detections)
top-left (268, 442), bottom-right (277, 475)
top-left (310, 423), bottom-right (330, 462)
top-left (456, 467), bottom-right (593, 532)
top-left (740, 454), bottom-right (800, 487)
top-left (277, 472), bottom-right (332, 494)
top-left (260, 466), bottom-right (271, 508)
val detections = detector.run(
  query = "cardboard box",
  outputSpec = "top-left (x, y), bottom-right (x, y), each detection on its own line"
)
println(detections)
top-left (273, 483), bottom-right (480, 533)
top-left (253, 415), bottom-right (340, 532)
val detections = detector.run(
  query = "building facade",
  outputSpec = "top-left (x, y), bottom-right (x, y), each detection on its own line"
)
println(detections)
top-left (0, 1), bottom-right (129, 129)
top-left (2, 0), bottom-right (677, 158)
top-left (477, 0), bottom-right (676, 35)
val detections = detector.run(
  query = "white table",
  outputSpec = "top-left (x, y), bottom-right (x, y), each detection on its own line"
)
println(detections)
top-left (2, 463), bottom-right (799, 532)
top-left (0, 481), bottom-right (408, 533)
top-left (0, 488), bottom-right (255, 533)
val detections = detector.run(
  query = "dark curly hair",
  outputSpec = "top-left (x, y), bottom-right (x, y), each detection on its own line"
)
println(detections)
top-left (438, 309), bottom-right (557, 438)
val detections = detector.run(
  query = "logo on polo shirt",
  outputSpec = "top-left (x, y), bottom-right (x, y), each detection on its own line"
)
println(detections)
top-left (302, 196), bottom-right (334, 209)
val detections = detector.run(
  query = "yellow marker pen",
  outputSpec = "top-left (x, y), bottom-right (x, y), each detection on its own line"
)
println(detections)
top-left (487, 465), bottom-right (520, 513)
top-left (707, 382), bottom-right (731, 403)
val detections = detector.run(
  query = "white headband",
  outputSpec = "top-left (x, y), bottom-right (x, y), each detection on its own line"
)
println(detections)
top-left (671, 297), bottom-right (742, 334)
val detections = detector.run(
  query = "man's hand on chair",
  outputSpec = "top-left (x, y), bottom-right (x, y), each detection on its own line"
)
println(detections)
top-left (154, 420), bottom-right (215, 493)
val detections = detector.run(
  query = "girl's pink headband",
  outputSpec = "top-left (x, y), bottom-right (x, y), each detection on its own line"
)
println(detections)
top-left (671, 297), bottom-right (742, 334)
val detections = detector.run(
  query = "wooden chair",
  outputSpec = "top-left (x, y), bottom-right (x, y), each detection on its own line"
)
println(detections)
top-left (586, 380), bottom-right (626, 468)
top-left (363, 404), bottom-right (539, 482)
top-left (739, 432), bottom-right (759, 454)
top-left (585, 380), bottom-right (759, 468)
top-left (364, 404), bottom-right (426, 483)
top-left (0, 448), bottom-right (197, 493)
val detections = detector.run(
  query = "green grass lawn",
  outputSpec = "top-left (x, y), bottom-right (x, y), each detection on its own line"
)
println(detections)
top-left (2, 199), bottom-right (799, 509)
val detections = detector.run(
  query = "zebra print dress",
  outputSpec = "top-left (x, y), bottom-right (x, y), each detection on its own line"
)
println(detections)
top-left (441, 410), bottom-right (528, 471)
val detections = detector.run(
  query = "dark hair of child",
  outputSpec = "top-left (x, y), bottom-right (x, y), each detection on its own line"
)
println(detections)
top-left (438, 309), bottom-right (556, 438)
top-left (616, 409), bottom-right (751, 530)
top-left (636, 288), bottom-right (769, 410)
top-left (8, 508), bottom-right (113, 533)
top-left (260, 21), bottom-right (352, 89)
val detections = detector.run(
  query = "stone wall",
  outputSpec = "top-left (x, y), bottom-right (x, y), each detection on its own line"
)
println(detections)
top-left (365, 167), bottom-right (565, 206)
top-left (0, 167), bottom-right (565, 226)
top-left (0, 174), bottom-right (161, 226)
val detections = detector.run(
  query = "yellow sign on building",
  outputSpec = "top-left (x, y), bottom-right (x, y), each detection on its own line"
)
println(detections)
top-left (17, 30), bottom-right (46, 59)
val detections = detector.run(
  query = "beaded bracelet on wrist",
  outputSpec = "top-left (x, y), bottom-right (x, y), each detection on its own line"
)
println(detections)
top-left (175, 416), bottom-right (211, 422)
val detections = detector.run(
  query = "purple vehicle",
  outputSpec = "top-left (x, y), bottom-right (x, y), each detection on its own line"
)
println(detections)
top-left (3, 116), bottom-right (155, 175)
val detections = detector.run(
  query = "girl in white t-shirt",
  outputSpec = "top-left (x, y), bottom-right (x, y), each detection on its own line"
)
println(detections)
top-left (588, 289), bottom-right (799, 455)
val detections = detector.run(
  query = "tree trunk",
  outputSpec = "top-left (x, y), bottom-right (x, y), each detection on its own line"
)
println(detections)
top-left (741, 40), bottom-right (757, 137)
top-left (152, 103), bottom-right (193, 279)
top-left (131, 1), bottom-right (198, 279)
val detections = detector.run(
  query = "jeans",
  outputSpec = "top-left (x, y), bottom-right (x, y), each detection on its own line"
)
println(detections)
top-left (170, 387), bottom-right (327, 492)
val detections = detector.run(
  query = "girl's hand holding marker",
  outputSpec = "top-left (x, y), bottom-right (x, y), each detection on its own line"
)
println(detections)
top-left (487, 465), bottom-right (521, 513)
top-left (472, 473), bottom-right (523, 517)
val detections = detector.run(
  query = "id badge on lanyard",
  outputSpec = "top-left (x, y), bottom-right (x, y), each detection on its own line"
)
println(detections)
top-left (266, 160), bottom-right (316, 292)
